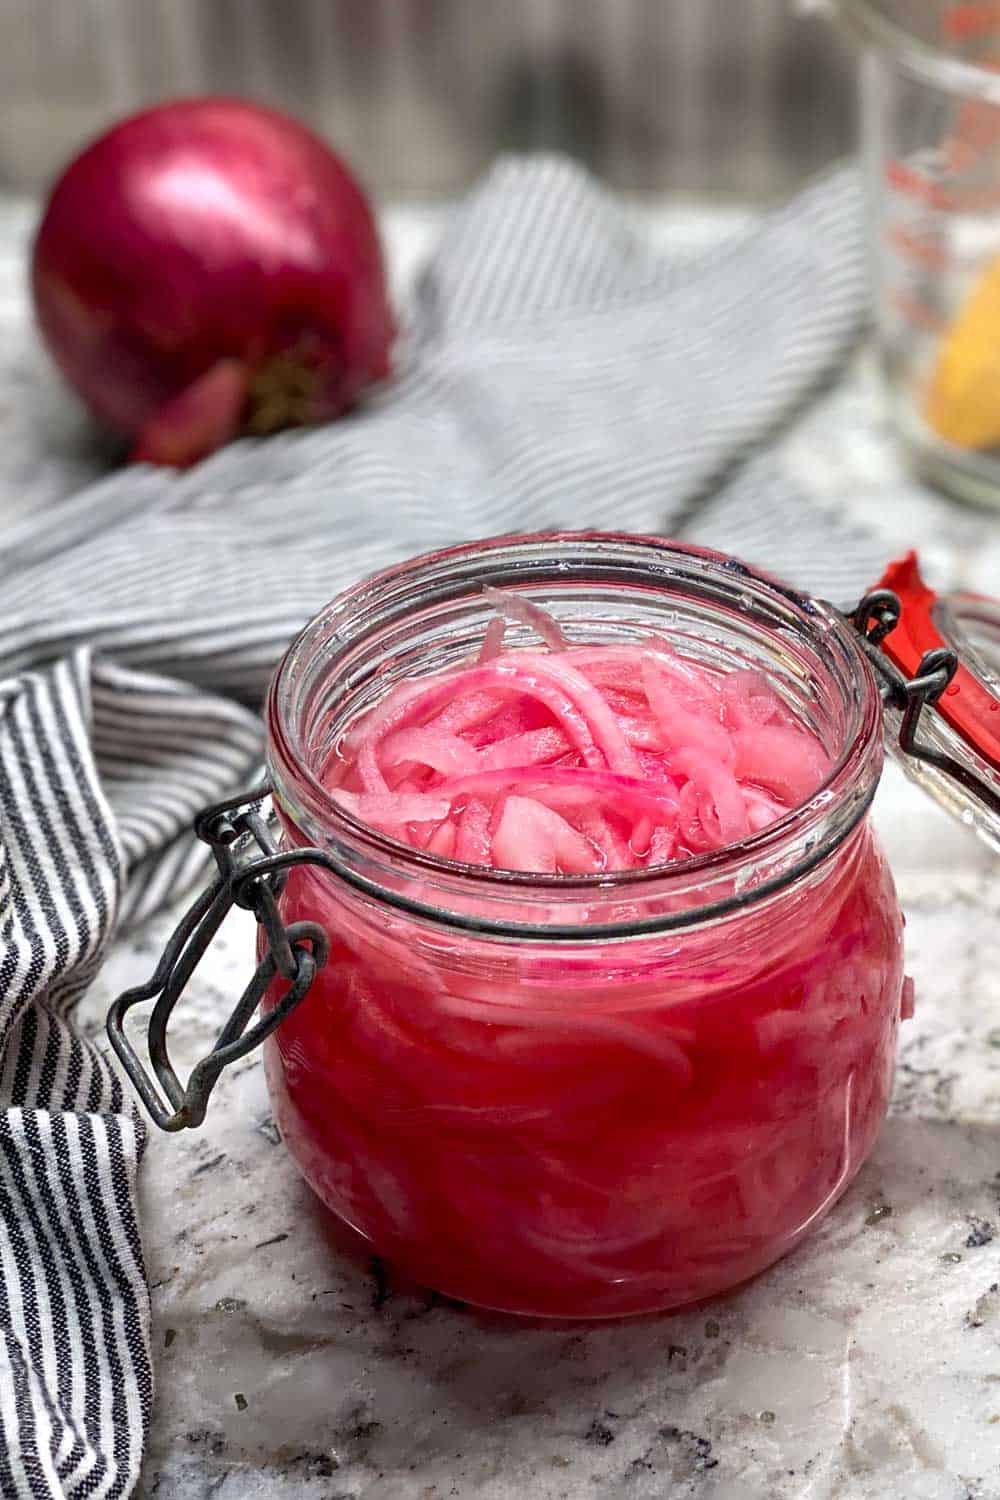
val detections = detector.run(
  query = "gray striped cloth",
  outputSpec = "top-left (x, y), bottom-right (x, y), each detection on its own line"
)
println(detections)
top-left (0, 156), bottom-right (883, 1497)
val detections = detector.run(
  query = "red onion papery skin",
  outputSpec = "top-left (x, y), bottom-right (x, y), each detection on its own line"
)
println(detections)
top-left (31, 97), bottom-right (396, 467)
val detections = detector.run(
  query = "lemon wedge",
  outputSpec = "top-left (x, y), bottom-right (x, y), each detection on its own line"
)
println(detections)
top-left (925, 253), bottom-right (1000, 450)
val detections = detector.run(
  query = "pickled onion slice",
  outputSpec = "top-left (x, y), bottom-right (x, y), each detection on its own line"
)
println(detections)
top-left (492, 797), bottom-right (604, 874)
top-left (505, 652), bottom-right (642, 775)
top-left (674, 748), bottom-right (749, 846)
top-left (427, 820), bottom-right (457, 858)
top-left (455, 798), bottom-right (492, 864)
top-left (442, 766), bottom-right (681, 819)
top-left (576, 807), bottom-right (636, 871)
top-left (382, 727), bottom-right (480, 777)
top-left (731, 725), bottom-right (830, 804)
top-left (647, 825), bottom-right (676, 864)
top-left (433, 689), bottom-right (510, 736)
top-left (328, 593), bottom-right (832, 871)
top-left (641, 655), bottom-right (733, 765)
top-left (333, 789), bottom-right (452, 832)
top-left (477, 727), bottom-right (570, 770)
top-left (483, 586), bottom-right (568, 652)
top-left (477, 616), bottom-right (507, 664)
top-left (433, 990), bottom-right (696, 1081)
top-left (721, 669), bottom-right (779, 729)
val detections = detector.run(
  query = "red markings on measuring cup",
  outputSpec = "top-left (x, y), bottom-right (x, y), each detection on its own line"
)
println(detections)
top-left (886, 160), bottom-right (939, 204)
top-left (938, 183), bottom-right (1000, 209)
top-left (886, 158), bottom-right (1000, 212)
top-left (891, 290), bottom-right (945, 333)
top-left (946, 135), bottom-right (983, 173)
top-left (942, 3), bottom-right (1000, 40)
top-left (888, 225), bottom-right (949, 270)
top-left (952, 102), bottom-right (1000, 151)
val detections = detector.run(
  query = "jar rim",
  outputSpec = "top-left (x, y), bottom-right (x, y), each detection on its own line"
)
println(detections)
top-left (266, 532), bottom-right (884, 939)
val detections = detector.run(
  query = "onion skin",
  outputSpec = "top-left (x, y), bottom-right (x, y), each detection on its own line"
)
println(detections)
top-left (31, 97), bottom-right (396, 466)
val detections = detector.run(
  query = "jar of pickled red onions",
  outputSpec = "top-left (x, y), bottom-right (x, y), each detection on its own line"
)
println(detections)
top-left (110, 533), bottom-right (999, 1320)
top-left (258, 534), bottom-right (904, 1319)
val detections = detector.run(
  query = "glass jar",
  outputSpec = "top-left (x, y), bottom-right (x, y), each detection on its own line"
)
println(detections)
top-left (839, 0), bottom-right (1000, 507)
top-left (261, 533), bottom-right (904, 1319)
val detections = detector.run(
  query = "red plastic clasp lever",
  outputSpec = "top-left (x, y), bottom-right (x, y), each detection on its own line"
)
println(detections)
top-left (876, 552), bottom-right (1000, 773)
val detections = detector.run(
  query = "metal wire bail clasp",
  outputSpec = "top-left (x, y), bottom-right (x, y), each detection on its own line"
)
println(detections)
top-left (849, 589), bottom-right (1000, 815)
top-left (107, 784), bottom-right (329, 1132)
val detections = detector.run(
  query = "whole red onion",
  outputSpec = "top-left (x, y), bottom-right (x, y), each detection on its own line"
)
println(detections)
top-left (31, 98), bottom-right (396, 466)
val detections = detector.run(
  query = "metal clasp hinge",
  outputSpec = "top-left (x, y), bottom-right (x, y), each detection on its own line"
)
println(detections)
top-left (107, 783), bottom-right (329, 1132)
top-left (848, 589), bottom-right (1000, 813)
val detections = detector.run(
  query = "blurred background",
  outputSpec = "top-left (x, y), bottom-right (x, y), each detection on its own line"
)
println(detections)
top-left (12, 0), bottom-right (1000, 514)
top-left (0, 0), bottom-right (855, 200)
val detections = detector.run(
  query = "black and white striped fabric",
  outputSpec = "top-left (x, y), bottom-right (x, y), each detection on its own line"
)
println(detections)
top-left (0, 156), bottom-right (880, 1497)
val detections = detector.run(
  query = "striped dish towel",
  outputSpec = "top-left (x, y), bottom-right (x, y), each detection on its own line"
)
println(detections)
top-left (0, 156), bottom-right (881, 1497)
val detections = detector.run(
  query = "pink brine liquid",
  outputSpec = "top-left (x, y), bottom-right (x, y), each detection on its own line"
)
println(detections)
top-left (264, 594), bottom-right (905, 1317)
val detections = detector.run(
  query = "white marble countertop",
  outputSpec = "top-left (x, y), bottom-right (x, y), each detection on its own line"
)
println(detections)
top-left (2, 198), bottom-right (1000, 1500)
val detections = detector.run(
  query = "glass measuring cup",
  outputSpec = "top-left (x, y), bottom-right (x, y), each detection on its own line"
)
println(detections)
top-left (840, 0), bottom-right (1000, 507)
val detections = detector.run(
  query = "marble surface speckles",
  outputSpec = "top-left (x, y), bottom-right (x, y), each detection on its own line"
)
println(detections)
top-left (5, 199), bottom-right (1000, 1498)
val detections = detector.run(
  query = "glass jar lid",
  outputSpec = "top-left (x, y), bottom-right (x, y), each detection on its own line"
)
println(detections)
top-left (850, 551), bottom-right (1000, 853)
